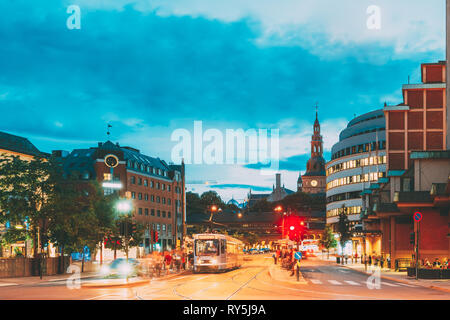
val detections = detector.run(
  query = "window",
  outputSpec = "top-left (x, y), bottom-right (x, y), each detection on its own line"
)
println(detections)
top-left (150, 181), bottom-right (154, 188)
top-left (156, 182), bottom-right (160, 189)
top-left (138, 193), bottom-right (142, 200)
top-left (145, 194), bottom-right (149, 201)
top-left (138, 178), bottom-right (142, 185)
top-left (103, 173), bottom-right (112, 181)
top-left (157, 210), bottom-right (161, 217)
top-left (151, 209), bottom-right (155, 216)
top-left (151, 195), bottom-right (155, 202)
top-left (156, 224), bottom-right (160, 231)
top-left (145, 208), bottom-right (149, 216)
top-left (168, 199), bottom-right (171, 205)
top-left (131, 176), bottom-right (136, 184)
top-left (138, 208), bottom-right (143, 215)
top-left (162, 184), bottom-right (165, 190)
top-left (162, 211), bottom-right (166, 218)
top-left (131, 192), bottom-right (136, 199)
top-left (221, 240), bottom-right (226, 254)
top-left (168, 185), bottom-right (171, 192)
top-left (144, 179), bottom-right (148, 187)
top-left (156, 196), bottom-right (160, 203)
top-left (168, 211), bottom-right (171, 218)
top-left (162, 224), bottom-right (166, 232)
top-left (162, 197), bottom-right (166, 204)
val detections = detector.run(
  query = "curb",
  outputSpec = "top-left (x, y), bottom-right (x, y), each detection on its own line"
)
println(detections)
top-left (339, 263), bottom-right (450, 294)
top-left (82, 278), bottom-right (150, 288)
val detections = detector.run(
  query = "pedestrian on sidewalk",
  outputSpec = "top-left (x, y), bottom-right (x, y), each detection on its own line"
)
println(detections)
top-left (295, 259), bottom-right (301, 281)
top-left (181, 252), bottom-right (186, 270)
top-left (187, 251), bottom-right (194, 270)
top-left (164, 251), bottom-right (172, 274)
top-left (272, 252), bottom-right (277, 265)
top-left (363, 254), bottom-right (368, 272)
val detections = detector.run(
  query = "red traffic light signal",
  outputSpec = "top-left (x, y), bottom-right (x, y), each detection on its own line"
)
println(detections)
top-left (152, 230), bottom-right (159, 243)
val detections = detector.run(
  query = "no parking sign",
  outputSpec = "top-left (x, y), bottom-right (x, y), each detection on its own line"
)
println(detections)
top-left (413, 212), bottom-right (422, 222)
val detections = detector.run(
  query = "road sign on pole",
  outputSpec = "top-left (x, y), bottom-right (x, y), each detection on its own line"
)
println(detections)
top-left (295, 251), bottom-right (302, 260)
top-left (413, 212), bottom-right (422, 222)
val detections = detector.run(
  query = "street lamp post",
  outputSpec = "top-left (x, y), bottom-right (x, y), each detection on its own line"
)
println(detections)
top-left (207, 205), bottom-right (221, 232)
top-left (116, 199), bottom-right (132, 262)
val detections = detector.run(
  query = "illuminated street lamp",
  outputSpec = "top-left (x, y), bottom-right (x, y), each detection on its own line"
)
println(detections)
top-left (237, 213), bottom-right (243, 219)
top-left (116, 200), bottom-right (132, 213)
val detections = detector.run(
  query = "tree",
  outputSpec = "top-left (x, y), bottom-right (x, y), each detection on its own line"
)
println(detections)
top-left (47, 177), bottom-right (116, 272)
top-left (0, 155), bottom-right (57, 258)
top-left (336, 206), bottom-right (353, 264)
top-left (320, 225), bottom-right (337, 259)
top-left (186, 192), bottom-right (203, 214)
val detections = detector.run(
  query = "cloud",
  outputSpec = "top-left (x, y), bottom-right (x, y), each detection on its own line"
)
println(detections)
top-left (0, 1), bottom-right (444, 200)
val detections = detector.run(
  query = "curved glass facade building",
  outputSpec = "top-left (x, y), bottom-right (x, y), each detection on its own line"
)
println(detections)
top-left (326, 109), bottom-right (387, 227)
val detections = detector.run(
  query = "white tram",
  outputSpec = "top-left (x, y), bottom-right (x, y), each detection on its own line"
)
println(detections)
top-left (193, 233), bottom-right (244, 273)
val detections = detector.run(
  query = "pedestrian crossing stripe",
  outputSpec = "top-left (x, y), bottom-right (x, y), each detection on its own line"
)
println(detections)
top-left (328, 280), bottom-right (342, 285)
top-left (344, 281), bottom-right (360, 286)
top-left (310, 279), bottom-right (322, 284)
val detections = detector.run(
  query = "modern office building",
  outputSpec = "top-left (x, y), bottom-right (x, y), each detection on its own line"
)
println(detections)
top-left (325, 109), bottom-right (387, 235)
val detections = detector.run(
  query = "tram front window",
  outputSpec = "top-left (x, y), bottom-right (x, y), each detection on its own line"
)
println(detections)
top-left (195, 239), bottom-right (220, 256)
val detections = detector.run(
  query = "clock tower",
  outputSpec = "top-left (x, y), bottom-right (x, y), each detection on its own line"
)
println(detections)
top-left (300, 107), bottom-right (326, 194)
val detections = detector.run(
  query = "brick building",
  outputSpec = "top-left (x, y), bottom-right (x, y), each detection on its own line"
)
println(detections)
top-left (299, 110), bottom-right (327, 194)
top-left (361, 62), bottom-right (450, 269)
top-left (61, 140), bottom-right (185, 254)
top-left (385, 61), bottom-right (446, 171)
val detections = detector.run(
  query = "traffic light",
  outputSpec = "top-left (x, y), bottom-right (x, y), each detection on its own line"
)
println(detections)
top-left (131, 222), bottom-right (137, 234)
top-left (410, 232), bottom-right (415, 245)
top-left (153, 231), bottom-right (159, 243)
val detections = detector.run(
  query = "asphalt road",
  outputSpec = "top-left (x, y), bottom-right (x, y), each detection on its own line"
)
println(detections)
top-left (0, 254), bottom-right (448, 300)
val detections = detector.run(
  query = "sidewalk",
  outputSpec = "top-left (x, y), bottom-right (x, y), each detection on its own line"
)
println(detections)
top-left (0, 267), bottom-right (191, 287)
top-left (0, 271), bottom-right (97, 286)
top-left (320, 255), bottom-right (450, 294)
top-left (268, 264), bottom-right (307, 285)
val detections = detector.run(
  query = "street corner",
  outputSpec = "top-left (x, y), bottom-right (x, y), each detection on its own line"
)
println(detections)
top-left (268, 265), bottom-right (307, 285)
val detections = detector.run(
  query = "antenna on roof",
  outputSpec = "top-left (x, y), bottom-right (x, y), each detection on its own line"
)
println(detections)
top-left (107, 124), bottom-right (112, 138)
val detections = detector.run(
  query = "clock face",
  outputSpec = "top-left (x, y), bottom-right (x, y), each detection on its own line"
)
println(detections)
top-left (104, 154), bottom-right (119, 168)
top-left (311, 180), bottom-right (318, 187)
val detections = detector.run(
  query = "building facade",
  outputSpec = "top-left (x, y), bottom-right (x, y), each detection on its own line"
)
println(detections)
top-left (326, 109), bottom-right (386, 232)
top-left (0, 131), bottom-right (44, 257)
top-left (62, 140), bottom-right (185, 254)
top-left (361, 61), bottom-right (450, 268)
top-left (299, 111), bottom-right (326, 194)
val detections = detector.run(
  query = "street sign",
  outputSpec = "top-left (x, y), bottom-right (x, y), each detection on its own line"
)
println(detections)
top-left (295, 251), bottom-right (302, 260)
top-left (413, 212), bottom-right (422, 222)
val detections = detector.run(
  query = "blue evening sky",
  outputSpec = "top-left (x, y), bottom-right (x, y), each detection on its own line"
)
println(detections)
top-left (0, 0), bottom-right (445, 202)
